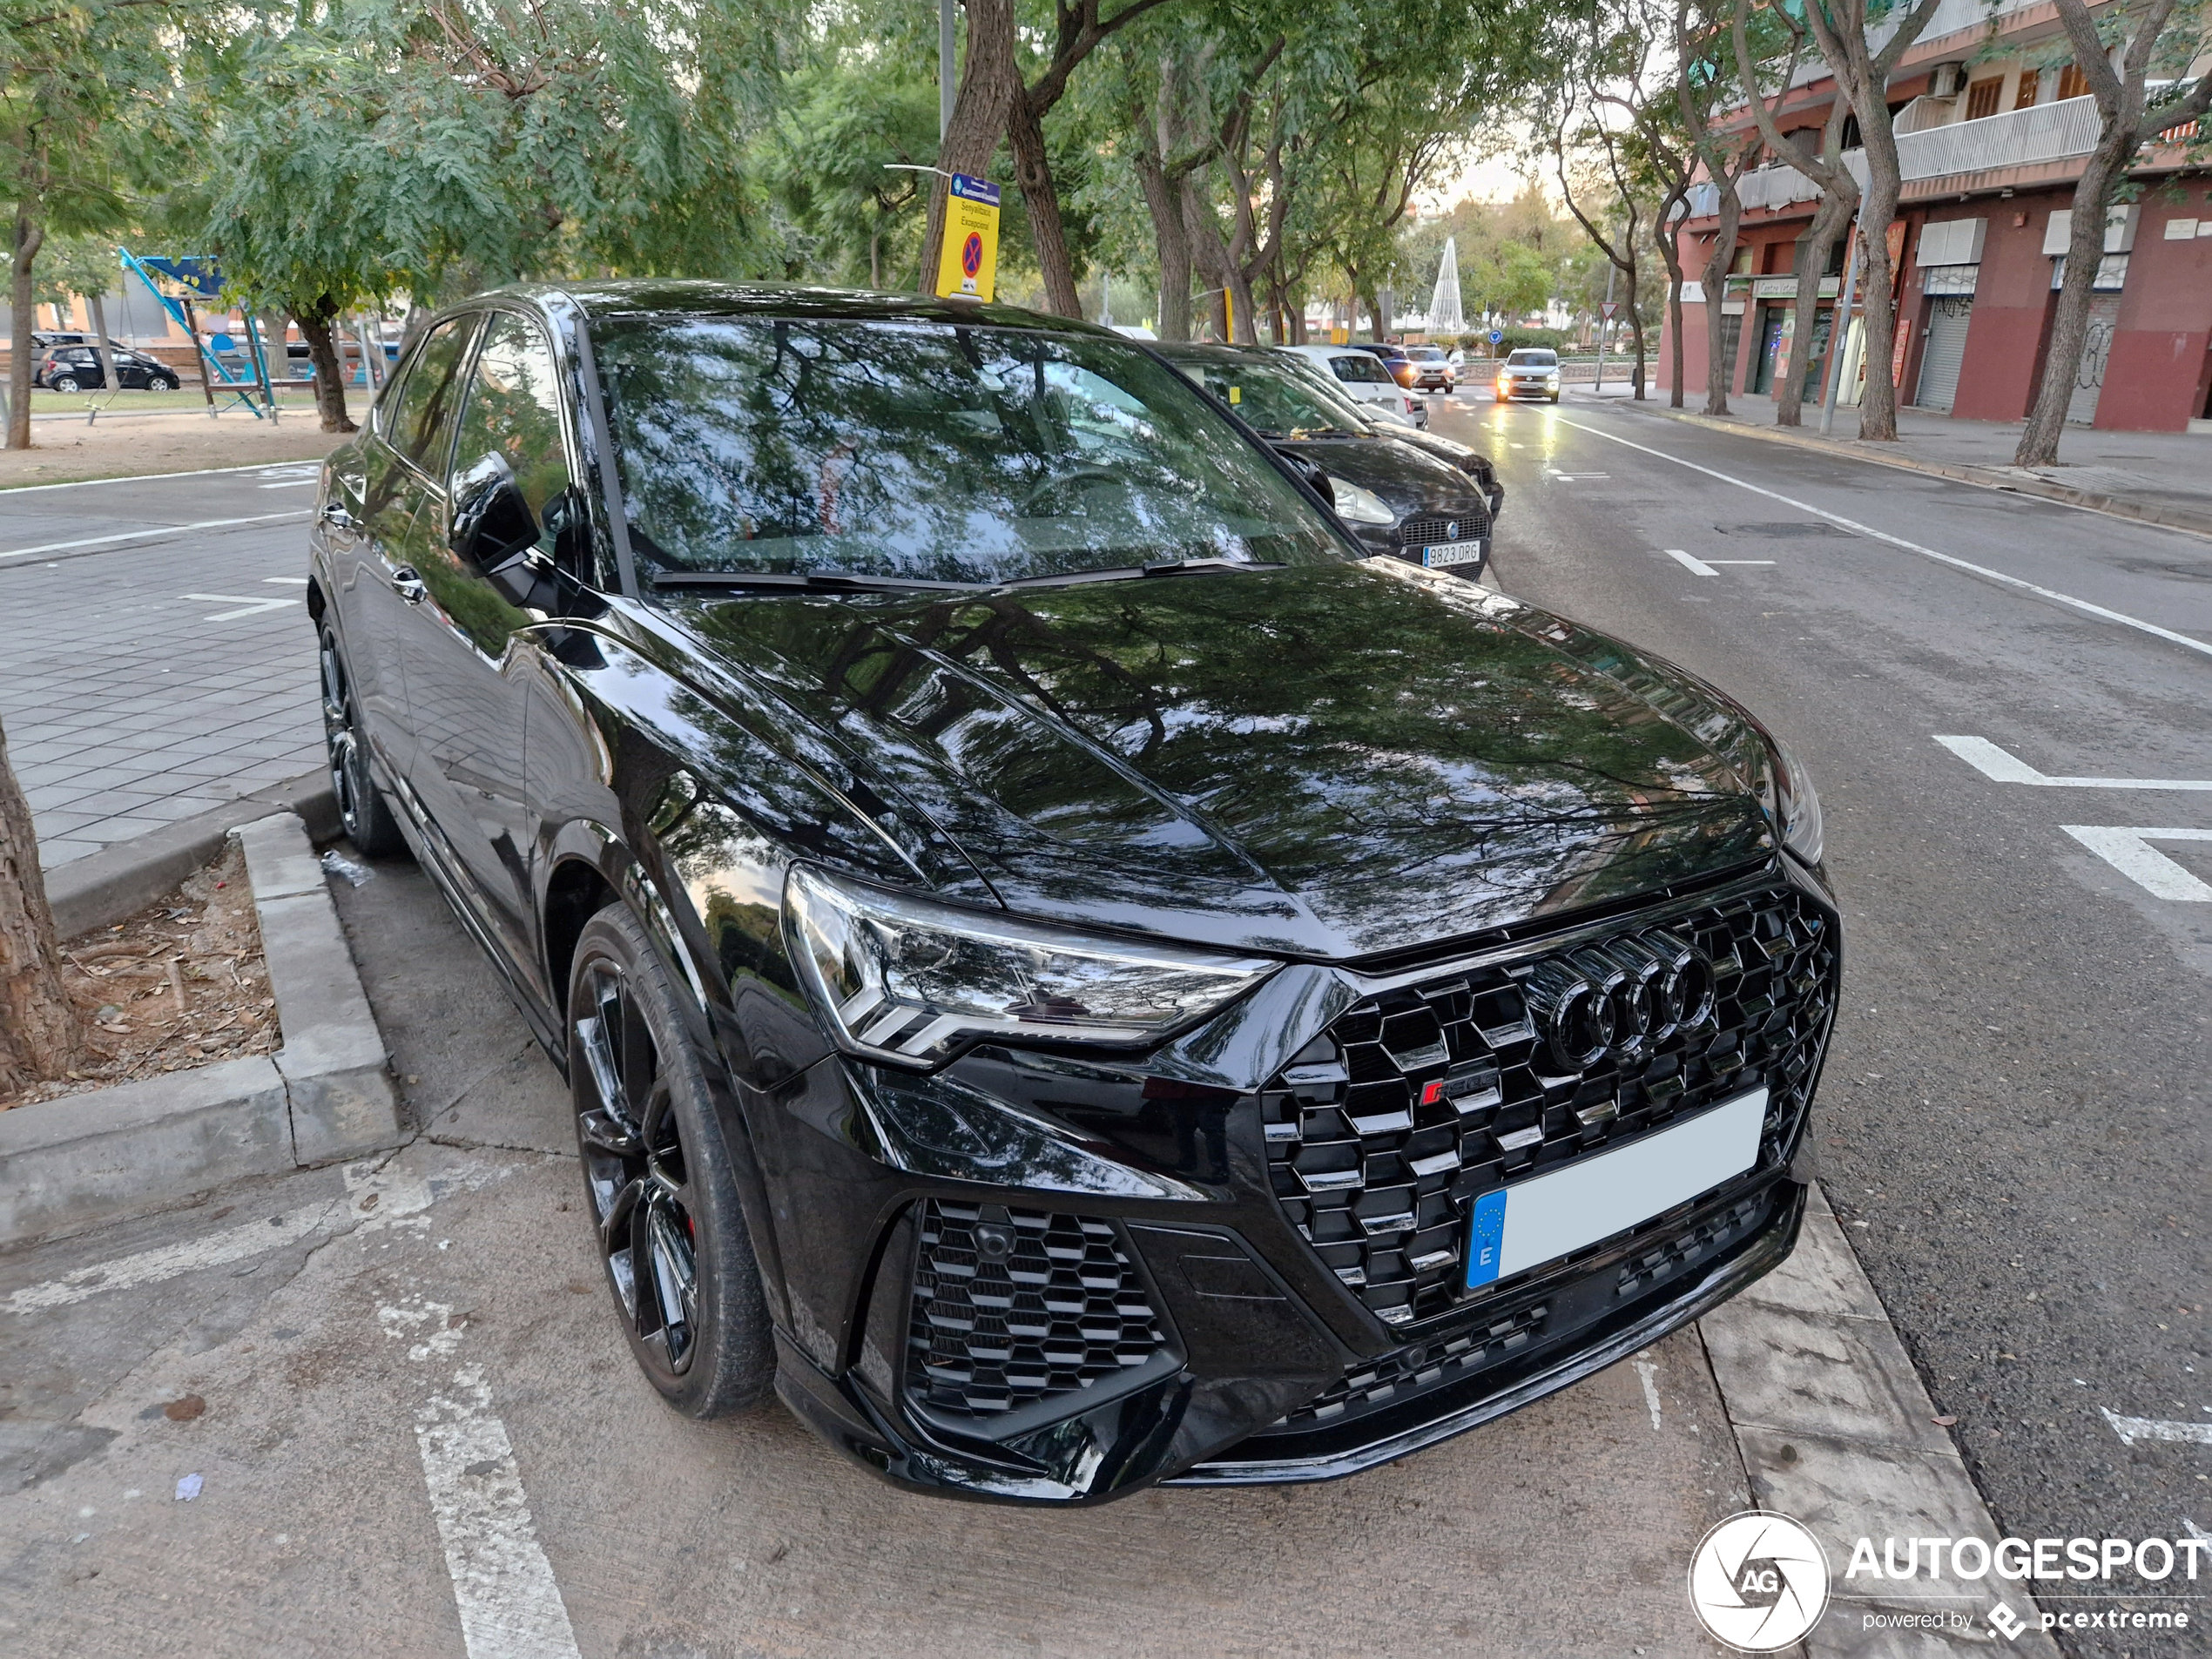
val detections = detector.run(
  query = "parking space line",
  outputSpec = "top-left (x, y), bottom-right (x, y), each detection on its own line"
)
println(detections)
top-left (1664, 549), bottom-right (1717, 577)
top-left (0, 509), bottom-right (310, 562)
top-left (2060, 826), bottom-right (2212, 901)
top-left (1936, 736), bottom-right (2212, 791)
top-left (1706, 560), bottom-right (1777, 566)
top-left (1557, 416), bottom-right (2212, 661)
top-left (2101, 1407), bottom-right (2212, 1447)
top-left (184, 592), bottom-right (303, 622)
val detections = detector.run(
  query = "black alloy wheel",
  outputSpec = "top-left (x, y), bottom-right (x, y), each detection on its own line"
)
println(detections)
top-left (569, 904), bottom-right (772, 1416)
top-left (317, 622), bottom-right (406, 856)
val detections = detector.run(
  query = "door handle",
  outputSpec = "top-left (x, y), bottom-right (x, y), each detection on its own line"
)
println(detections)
top-left (393, 567), bottom-right (428, 604)
top-left (320, 502), bottom-right (357, 532)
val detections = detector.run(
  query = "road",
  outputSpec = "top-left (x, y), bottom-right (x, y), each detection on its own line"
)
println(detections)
top-left (1433, 391), bottom-right (2211, 1575)
top-left (0, 462), bottom-right (322, 870)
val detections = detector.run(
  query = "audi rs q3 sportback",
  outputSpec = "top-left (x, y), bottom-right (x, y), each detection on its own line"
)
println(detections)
top-left (310, 282), bottom-right (1838, 1505)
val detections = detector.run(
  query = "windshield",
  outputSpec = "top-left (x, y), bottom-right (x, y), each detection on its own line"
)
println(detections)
top-left (1506, 350), bottom-right (1558, 368)
top-left (593, 316), bottom-right (1348, 583)
top-left (1165, 354), bottom-right (1369, 438)
top-left (1327, 353), bottom-right (1395, 385)
top-left (1406, 347), bottom-right (1444, 361)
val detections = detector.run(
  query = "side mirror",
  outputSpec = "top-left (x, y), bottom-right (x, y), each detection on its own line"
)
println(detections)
top-left (449, 451), bottom-right (538, 574)
top-left (449, 452), bottom-right (556, 610)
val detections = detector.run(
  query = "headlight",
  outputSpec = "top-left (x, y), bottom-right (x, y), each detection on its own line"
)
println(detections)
top-left (785, 866), bottom-right (1275, 1068)
top-left (1547, 374), bottom-right (1560, 384)
top-left (1328, 476), bottom-right (1397, 525)
top-left (1763, 734), bottom-right (1824, 866)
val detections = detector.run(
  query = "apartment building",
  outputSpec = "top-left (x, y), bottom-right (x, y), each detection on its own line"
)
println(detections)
top-left (1662, 0), bottom-right (2212, 432)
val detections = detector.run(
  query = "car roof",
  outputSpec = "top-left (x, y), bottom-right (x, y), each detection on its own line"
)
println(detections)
top-left (486, 279), bottom-right (1117, 339)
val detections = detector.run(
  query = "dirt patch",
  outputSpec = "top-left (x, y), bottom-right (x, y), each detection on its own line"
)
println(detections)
top-left (1, 840), bottom-right (280, 1110)
top-left (0, 409), bottom-right (347, 490)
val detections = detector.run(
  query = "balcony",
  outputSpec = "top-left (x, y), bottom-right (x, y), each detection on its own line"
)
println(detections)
top-left (1685, 95), bottom-right (2102, 217)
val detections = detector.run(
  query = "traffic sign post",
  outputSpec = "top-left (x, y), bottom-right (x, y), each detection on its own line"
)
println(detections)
top-left (934, 174), bottom-right (1001, 302)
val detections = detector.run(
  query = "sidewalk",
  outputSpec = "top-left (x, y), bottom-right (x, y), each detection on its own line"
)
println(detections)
top-left (1566, 383), bottom-right (2212, 536)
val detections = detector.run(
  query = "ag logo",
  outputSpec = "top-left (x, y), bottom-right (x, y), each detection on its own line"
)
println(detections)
top-left (1688, 1511), bottom-right (1830, 1651)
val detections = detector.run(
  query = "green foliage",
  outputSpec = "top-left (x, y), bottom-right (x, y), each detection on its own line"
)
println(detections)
top-left (31, 233), bottom-right (119, 304)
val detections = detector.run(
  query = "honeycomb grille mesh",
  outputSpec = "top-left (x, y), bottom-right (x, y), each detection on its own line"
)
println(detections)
top-left (1395, 508), bottom-right (1489, 550)
top-left (1273, 1300), bottom-right (1549, 1429)
top-left (1262, 882), bottom-right (1835, 1328)
top-left (907, 1200), bottom-right (1165, 1420)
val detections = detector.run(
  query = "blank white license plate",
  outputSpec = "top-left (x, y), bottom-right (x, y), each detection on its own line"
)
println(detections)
top-left (1421, 542), bottom-right (1482, 568)
top-left (1464, 1088), bottom-right (1767, 1289)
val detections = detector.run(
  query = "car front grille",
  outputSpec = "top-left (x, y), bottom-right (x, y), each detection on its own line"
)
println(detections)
top-left (1260, 881), bottom-right (1835, 1329)
top-left (1394, 508), bottom-right (1490, 550)
top-left (907, 1199), bottom-right (1167, 1420)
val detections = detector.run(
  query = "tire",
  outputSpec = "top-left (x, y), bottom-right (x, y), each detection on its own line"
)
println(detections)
top-left (317, 621), bottom-right (408, 856)
top-left (51, 375), bottom-right (79, 394)
top-left (1550, 391), bottom-right (1561, 403)
top-left (150, 375), bottom-right (178, 392)
top-left (569, 903), bottom-right (775, 1418)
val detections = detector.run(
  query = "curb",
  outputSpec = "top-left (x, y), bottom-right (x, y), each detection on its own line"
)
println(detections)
top-left (1697, 1184), bottom-right (2058, 1656)
top-left (45, 767), bottom-right (337, 939)
top-left (1597, 397), bottom-right (2212, 541)
top-left (0, 810), bottom-right (402, 1248)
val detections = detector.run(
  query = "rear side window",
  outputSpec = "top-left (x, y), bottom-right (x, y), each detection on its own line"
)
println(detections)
top-left (1329, 354), bottom-right (1393, 384)
top-left (386, 316), bottom-right (479, 469)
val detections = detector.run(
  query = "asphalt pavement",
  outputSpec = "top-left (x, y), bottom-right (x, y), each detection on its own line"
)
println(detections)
top-left (0, 462), bottom-right (323, 869)
top-left (1434, 390), bottom-right (2211, 1580)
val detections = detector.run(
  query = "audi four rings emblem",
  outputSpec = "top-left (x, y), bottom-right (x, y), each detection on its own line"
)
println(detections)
top-left (1522, 930), bottom-right (1716, 1072)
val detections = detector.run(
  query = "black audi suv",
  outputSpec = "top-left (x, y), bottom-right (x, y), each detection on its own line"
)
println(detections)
top-left (1157, 342), bottom-right (1494, 575)
top-left (311, 282), bottom-right (1838, 1505)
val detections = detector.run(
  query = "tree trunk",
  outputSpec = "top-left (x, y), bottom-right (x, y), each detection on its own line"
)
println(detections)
top-left (1136, 152), bottom-right (1193, 339)
top-left (0, 711), bottom-right (80, 1094)
top-left (293, 299), bottom-right (355, 433)
top-left (1776, 192), bottom-right (1851, 428)
top-left (9, 206), bottom-right (44, 450)
top-left (918, 0), bottom-right (1020, 297)
top-left (1852, 152), bottom-right (1905, 441)
top-left (88, 293), bottom-right (119, 395)
top-left (1700, 189), bottom-right (1745, 418)
top-left (2014, 137), bottom-right (2128, 468)
top-left (1007, 92), bottom-right (1082, 316)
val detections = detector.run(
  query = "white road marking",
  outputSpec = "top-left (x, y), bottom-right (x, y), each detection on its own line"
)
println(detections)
top-left (3, 1159), bottom-right (504, 1313)
top-left (0, 461), bottom-right (305, 496)
top-left (1634, 1357), bottom-right (1663, 1433)
top-left (2061, 826), bottom-right (2212, 901)
top-left (1706, 559), bottom-right (1777, 566)
top-left (380, 1300), bottom-right (582, 1659)
top-left (1557, 416), bottom-right (2212, 661)
top-left (264, 575), bottom-right (311, 585)
top-left (185, 591), bottom-right (302, 621)
top-left (1935, 735), bottom-right (2212, 791)
top-left (258, 479), bottom-right (316, 489)
top-left (1664, 548), bottom-right (1717, 577)
top-left (0, 509), bottom-right (310, 562)
top-left (2101, 1406), bottom-right (2212, 1447)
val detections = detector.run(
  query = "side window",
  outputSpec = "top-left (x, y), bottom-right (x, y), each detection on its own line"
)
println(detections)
top-left (387, 317), bottom-right (477, 469)
top-left (449, 312), bottom-right (572, 533)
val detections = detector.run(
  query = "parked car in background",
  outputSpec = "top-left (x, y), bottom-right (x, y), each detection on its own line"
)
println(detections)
top-left (1403, 346), bottom-right (1455, 394)
top-left (1262, 348), bottom-right (1504, 521)
top-left (1276, 343), bottom-right (1429, 428)
top-left (1494, 347), bottom-right (1562, 403)
top-left (37, 342), bottom-right (182, 392)
top-left (1346, 340), bottom-right (1416, 388)
top-left (313, 280), bottom-right (1835, 1506)
top-left (1158, 342), bottom-right (1492, 575)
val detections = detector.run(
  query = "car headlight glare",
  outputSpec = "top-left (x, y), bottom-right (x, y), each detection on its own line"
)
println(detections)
top-left (785, 866), bottom-right (1274, 1068)
top-left (1329, 476), bottom-right (1397, 525)
top-left (1764, 735), bottom-right (1824, 866)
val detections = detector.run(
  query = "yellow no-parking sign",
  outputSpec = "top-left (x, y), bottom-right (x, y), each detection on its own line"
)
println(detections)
top-left (934, 174), bottom-right (1001, 302)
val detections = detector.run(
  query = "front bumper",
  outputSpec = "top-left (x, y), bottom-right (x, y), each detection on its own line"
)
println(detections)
top-left (744, 861), bottom-right (1838, 1504)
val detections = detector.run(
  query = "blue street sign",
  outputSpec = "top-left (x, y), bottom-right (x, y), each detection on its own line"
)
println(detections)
top-left (1488, 329), bottom-right (1504, 345)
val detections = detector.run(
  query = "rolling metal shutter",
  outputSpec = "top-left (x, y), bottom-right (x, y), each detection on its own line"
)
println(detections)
top-left (1914, 298), bottom-right (1973, 412)
top-left (2065, 295), bottom-right (2121, 427)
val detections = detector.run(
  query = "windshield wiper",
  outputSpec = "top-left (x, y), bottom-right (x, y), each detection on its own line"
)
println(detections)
top-left (647, 567), bottom-right (986, 595)
top-left (999, 557), bottom-right (1285, 590)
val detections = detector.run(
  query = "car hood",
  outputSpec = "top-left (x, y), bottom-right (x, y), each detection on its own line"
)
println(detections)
top-left (667, 562), bottom-right (1774, 959)
top-left (1280, 435), bottom-right (1487, 516)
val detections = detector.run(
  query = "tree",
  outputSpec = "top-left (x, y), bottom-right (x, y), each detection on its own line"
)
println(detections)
top-left (1730, 0), bottom-right (1857, 426)
top-left (2014, 0), bottom-right (2212, 467)
top-left (0, 711), bottom-right (79, 1094)
top-left (1549, 62), bottom-right (1659, 396)
top-left (1797, 0), bottom-right (1944, 442)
